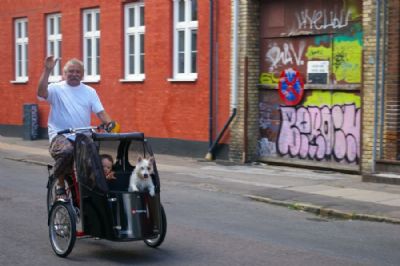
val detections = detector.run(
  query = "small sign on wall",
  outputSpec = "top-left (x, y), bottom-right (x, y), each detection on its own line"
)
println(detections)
top-left (307, 61), bottom-right (329, 84)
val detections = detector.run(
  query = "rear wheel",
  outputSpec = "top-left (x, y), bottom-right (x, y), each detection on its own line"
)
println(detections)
top-left (47, 175), bottom-right (76, 213)
top-left (48, 201), bottom-right (76, 257)
top-left (144, 204), bottom-right (167, 248)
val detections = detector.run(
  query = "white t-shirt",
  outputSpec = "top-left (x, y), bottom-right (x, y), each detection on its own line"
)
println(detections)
top-left (41, 81), bottom-right (104, 141)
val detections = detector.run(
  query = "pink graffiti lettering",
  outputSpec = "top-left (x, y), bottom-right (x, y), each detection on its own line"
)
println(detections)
top-left (277, 104), bottom-right (360, 163)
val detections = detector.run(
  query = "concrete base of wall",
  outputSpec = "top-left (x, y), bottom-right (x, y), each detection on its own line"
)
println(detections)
top-left (259, 156), bottom-right (360, 174)
top-left (362, 173), bottom-right (400, 185)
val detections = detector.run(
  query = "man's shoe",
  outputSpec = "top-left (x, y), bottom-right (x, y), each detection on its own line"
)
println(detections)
top-left (55, 187), bottom-right (67, 200)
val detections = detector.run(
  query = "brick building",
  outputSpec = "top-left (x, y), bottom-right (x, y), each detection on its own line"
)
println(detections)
top-left (1, 0), bottom-right (400, 178)
top-left (0, 0), bottom-right (232, 158)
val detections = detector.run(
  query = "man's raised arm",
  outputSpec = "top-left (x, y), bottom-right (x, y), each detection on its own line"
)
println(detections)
top-left (37, 56), bottom-right (59, 99)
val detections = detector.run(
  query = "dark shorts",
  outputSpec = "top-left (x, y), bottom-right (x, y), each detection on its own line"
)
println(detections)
top-left (49, 135), bottom-right (74, 178)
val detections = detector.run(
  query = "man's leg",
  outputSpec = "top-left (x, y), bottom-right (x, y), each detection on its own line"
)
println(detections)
top-left (49, 135), bottom-right (74, 197)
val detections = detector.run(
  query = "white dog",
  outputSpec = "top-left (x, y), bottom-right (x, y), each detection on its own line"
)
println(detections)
top-left (128, 156), bottom-right (155, 196)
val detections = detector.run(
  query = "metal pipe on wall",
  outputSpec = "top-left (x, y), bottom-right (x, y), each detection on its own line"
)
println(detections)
top-left (379, 0), bottom-right (388, 159)
top-left (208, 0), bottom-right (214, 149)
top-left (243, 56), bottom-right (248, 163)
top-left (205, 0), bottom-right (238, 160)
top-left (372, 0), bottom-right (382, 173)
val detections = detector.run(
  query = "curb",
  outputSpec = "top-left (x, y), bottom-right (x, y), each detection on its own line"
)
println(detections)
top-left (245, 194), bottom-right (400, 225)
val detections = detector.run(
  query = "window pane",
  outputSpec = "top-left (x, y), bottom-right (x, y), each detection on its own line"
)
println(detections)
top-left (140, 34), bottom-right (144, 74)
top-left (191, 0), bottom-right (198, 21)
top-left (139, 6), bottom-right (144, 26)
top-left (140, 33), bottom-right (144, 53)
top-left (58, 40), bottom-right (62, 58)
top-left (50, 41), bottom-right (54, 55)
top-left (17, 22), bottom-right (22, 38)
top-left (25, 21), bottom-right (28, 38)
top-left (129, 35), bottom-right (134, 55)
top-left (178, 53), bottom-right (184, 73)
top-left (17, 45), bottom-right (22, 76)
top-left (86, 39), bottom-right (92, 74)
top-left (140, 54), bottom-right (144, 74)
top-left (178, 0), bottom-right (185, 22)
top-left (50, 18), bottom-right (54, 35)
top-left (96, 38), bottom-right (100, 74)
top-left (128, 8), bottom-right (134, 27)
top-left (191, 30), bottom-right (197, 73)
top-left (58, 41), bottom-right (62, 74)
top-left (95, 12), bottom-right (100, 31)
top-left (129, 35), bottom-right (134, 74)
top-left (178, 30), bottom-right (184, 73)
top-left (57, 16), bottom-right (61, 34)
top-left (25, 44), bottom-right (28, 76)
top-left (86, 13), bottom-right (92, 31)
top-left (178, 30), bottom-right (184, 52)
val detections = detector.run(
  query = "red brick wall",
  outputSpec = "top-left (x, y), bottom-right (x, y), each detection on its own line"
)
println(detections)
top-left (0, 0), bottom-right (231, 143)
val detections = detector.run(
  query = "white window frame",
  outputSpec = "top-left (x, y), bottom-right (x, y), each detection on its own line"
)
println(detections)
top-left (83, 8), bottom-right (100, 82)
top-left (14, 18), bottom-right (29, 83)
top-left (170, 0), bottom-right (198, 81)
top-left (122, 2), bottom-right (145, 82)
top-left (46, 13), bottom-right (62, 82)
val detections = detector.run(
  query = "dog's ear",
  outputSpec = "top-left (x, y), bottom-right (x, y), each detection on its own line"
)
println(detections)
top-left (137, 156), bottom-right (143, 163)
top-left (149, 156), bottom-right (155, 164)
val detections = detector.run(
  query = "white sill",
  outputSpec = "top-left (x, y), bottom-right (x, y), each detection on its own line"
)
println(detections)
top-left (119, 78), bottom-right (145, 83)
top-left (83, 78), bottom-right (101, 83)
top-left (10, 79), bottom-right (28, 84)
top-left (167, 77), bottom-right (197, 82)
top-left (48, 77), bottom-right (62, 83)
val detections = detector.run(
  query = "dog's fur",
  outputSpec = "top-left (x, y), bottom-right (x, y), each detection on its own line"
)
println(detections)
top-left (128, 156), bottom-right (155, 196)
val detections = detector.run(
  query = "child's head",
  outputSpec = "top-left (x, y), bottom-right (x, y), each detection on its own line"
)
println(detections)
top-left (100, 154), bottom-right (113, 175)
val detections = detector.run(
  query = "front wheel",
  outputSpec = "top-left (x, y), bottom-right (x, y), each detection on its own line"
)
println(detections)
top-left (144, 204), bottom-right (167, 248)
top-left (48, 201), bottom-right (76, 257)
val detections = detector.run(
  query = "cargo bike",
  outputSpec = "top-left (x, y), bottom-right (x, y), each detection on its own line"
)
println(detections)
top-left (46, 127), bottom-right (167, 257)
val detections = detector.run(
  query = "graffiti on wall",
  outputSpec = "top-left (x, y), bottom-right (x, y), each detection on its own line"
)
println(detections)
top-left (260, 1), bottom-right (362, 85)
top-left (265, 41), bottom-right (306, 71)
top-left (258, 0), bottom-right (362, 165)
top-left (258, 91), bottom-right (361, 164)
top-left (261, 32), bottom-right (362, 84)
top-left (277, 104), bottom-right (360, 163)
top-left (295, 8), bottom-right (352, 31)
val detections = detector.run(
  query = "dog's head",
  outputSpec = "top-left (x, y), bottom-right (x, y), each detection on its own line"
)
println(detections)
top-left (134, 156), bottom-right (154, 179)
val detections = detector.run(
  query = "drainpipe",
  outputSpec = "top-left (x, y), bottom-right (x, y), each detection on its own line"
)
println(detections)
top-left (208, 0), bottom-right (214, 149)
top-left (205, 0), bottom-right (238, 160)
top-left (372, 0), bottom-right (382, 173)
top-left (378, 0), bottom-right (388, 159)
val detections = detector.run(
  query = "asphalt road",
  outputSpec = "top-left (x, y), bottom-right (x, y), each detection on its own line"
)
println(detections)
top-left (1, 158), bottom-right (400, 266)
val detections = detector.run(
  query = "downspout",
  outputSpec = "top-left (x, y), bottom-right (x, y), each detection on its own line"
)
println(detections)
top-left (378, 0), bottom-right (388, 159)
top-left (208, 0), bottom-right (214, 149)
top-left (372, 0), bottom-right (381, 173)
top-left (205, 0), bottom-right (238, 160)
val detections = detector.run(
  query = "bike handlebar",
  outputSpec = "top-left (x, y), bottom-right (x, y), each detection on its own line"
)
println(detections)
top-left (57, 126), bottom-right (101, 135)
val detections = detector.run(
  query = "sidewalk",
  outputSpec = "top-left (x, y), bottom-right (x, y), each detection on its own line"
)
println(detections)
top-left (1, 135), bottom-right (400, 224)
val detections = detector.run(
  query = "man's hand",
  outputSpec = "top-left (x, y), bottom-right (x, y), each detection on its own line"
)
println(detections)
top-left (105, 121), bottom-right (120, 133)
top-left (45, 56), bottom-right (60, 72)
top-left (38, 55), bottom-right (59, 99)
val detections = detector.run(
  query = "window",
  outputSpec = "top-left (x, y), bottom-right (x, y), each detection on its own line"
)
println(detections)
top-left (47, 13), bottom-right (62, 82)
top-left (123, 2), bottom-right (145, 81)
top-left (83, 8), bottom-right (100, 82)
top-left (14, 18), bottom-right (28, 82)
top-left (172, 0), bottom-right (198, 81)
